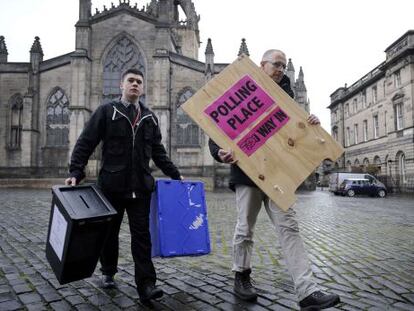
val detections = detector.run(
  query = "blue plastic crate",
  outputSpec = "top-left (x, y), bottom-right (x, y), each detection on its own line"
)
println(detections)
top-left (150, 180), bottom-right (211, 257)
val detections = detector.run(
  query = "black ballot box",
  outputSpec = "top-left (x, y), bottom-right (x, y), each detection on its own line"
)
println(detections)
top-left (46, 184), bottom-right (117, 284)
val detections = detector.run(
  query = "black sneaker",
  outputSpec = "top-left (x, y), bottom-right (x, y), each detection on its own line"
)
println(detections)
top-left (299, 291), bottom-right (340, 310)
top-left (101, 275), bottom-right (116, 289)
top-left (234, 269), bottom-right (258, 301)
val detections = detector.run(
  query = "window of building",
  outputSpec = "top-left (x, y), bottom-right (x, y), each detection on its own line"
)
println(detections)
top-left (346, 160), bottom-right (352, 172)
top-left (372, 86), bottom-right (377, 104)
top-left (373, 114), bottom-right (379, 138)
top-left (345, 127), bottom-right (350, 147)
top-left (352, 98), bottom-right (357, 113)
top-left (344, 103), bottom-right (349, 117)
top-left (9, 94), bottom-right (24, 149)
top-left (354, 123), bottom-right (358, 144)
top-left (46, 88), bottom-right (70, 146)
top-left (361, 90), bottom-right (367, 108)
top-left (374, 156), bottom-right (381, 173)
top-left (383, 80), bottom-right (386, 97)
top-left (395, 103), bottom-right (403, 131)
top-left (363, 120), bottom-right (368, 142)
top-left (176, 89), bottom-right (199, 146)
top-left (394, 70), bottom-right (401, 87)
top-left (397, 152), bottom-right (406, 184)
top-left (332, 126), bottom-right (338, 141)
top-left (103, 36), bottom-right (145, 104)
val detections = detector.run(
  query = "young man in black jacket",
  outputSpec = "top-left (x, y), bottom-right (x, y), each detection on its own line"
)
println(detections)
top-left (65, 68), bottom-right (182, 304)
top-left (209, 50), bottom-right (340, 310)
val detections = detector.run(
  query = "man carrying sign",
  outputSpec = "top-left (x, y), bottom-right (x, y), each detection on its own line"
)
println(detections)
top-left (209, 49), bottom-right (340, 310)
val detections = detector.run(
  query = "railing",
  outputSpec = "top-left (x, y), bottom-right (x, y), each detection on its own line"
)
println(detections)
top-left (377, 174), bottom-right (414, 193)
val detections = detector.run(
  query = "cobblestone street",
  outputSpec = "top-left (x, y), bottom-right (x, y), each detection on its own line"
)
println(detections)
top-left (0, 188), bottom-right (413, 311)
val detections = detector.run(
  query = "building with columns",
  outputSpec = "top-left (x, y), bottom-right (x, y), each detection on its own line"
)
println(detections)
top-left (328, 30), bottom-right (414, 192)
top-left (0, 0), bottom-right (310, 188)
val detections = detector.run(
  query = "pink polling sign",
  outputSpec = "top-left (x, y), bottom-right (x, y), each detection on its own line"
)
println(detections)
top-left (204, 75), bottom-right (274, 140)
top-left (237, 106), bottom-right (290, 156)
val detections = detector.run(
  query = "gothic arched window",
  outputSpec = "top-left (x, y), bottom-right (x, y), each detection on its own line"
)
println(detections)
top-left (46, 88), bottom-right (70, 146)
top-left (176, 89), bottom-right (199, 146)
top-left (9, 94), bottom-right (23, 148)
top-left (103, 36), bottom-right (145, 104)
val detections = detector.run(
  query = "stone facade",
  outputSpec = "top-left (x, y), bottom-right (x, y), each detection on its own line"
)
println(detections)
top-left (328, 30), bottom-right (414, 192)
top-left (0, 0), bottom-right (310, 189)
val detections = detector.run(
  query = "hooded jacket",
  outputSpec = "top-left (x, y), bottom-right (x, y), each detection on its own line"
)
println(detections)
top-left (69, 100), bottom-right (181, 196)
top-left (209, 75), bottom-right (295, 190)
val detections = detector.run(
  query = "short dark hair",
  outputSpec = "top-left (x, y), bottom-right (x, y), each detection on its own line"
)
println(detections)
top-left (121, 68), bottom-right (144, 81)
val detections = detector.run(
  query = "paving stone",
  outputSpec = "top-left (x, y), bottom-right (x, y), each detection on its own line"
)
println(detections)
top-left (50, 300), bottom-right (72, 311)
top-left (86, 293), bottom-right (112, 306)
top-left (216, 302), bottom-right (242, 310)
top-left (392, 302), bottom-right (414, 311)
top-left (65, 294), bottom-right (86, 306)
top-left (18, 292), bottom-right (42, 304)
top-left (26, 302), bottom-right (49, 311)
top-left (112, 295), bottom-right (136, 308)
top-left (12, 283), bottom-right (32, 294)
top-left (0, 300), bottom-right (22, 311)
top-left (0, 292), bottom-right (15, 303)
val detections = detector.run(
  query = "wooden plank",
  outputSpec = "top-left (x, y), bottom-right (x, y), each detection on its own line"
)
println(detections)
top-left (182, 55), bottom-right (344, 210)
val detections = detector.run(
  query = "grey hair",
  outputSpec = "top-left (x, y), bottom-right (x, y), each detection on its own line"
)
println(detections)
top-left (261, 49), bottom-right (286, 62)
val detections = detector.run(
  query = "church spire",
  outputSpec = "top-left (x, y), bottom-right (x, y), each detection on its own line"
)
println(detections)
top-left (30, 36), bottom-right (43, 73)
top-left (296, 66), bottom-right (306, 91)
top-left (205, 38), bottom-right (215, 80)
top-left (30, 36), bottom-right (43, 56)
top-left (287, 58), bottom-right (294, 72)
top-left (0, 36), bottom-right (8, 63)
top-left (205, 38), bottom-right (214, 55)
top-left (238, 38), bottom-right (249, 56)
top-left (286, 58), bottom-right (295, 87)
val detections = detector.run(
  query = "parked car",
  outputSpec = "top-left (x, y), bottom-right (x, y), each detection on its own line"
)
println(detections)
top-left (329, 172), bottom-right (382, 195)
top-left (338, 178), bottom-right (387, 198)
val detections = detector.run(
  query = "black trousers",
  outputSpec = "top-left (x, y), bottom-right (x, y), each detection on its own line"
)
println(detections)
top-left (100, 193), bottom-right (156, 291)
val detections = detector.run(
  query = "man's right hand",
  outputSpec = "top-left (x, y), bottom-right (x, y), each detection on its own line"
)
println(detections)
top-left (65, 177), bottom-right (77, 186)
top-left (218, 149), bottom-right (237, 164)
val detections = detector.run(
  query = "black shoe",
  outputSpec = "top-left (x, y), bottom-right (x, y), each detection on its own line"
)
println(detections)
top-left (139, 284), bottom-right (164, 303)
top-left (234, 269), bottom-right (258, 301)
top-left (101, 275), bottom-right (116, 289)
top-left (299, 291), bottom-right (340, 310)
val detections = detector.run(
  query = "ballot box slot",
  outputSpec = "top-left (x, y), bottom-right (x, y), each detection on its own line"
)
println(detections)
top-left (79, 194), bottom-right (90, 209)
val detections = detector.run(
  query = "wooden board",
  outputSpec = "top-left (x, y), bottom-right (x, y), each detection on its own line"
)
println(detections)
top-left (182, 55), bottom-right (344, 210)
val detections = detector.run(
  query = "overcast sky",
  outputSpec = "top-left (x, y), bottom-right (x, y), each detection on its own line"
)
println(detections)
top-left (1, 0), bottom-right (413, 130)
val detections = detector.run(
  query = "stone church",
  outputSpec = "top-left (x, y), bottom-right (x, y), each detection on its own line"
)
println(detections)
top-left (0, 0), bottom-right (310, 188)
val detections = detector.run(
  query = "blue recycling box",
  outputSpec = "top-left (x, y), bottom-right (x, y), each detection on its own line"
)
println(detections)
top-left (150, 180), bottom-right (211, 257)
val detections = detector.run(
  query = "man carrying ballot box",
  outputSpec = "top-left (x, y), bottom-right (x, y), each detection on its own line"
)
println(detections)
top-left (209, 49), bottom-right (340, 310)
top-left (66, 68), bottom-right (183, 304)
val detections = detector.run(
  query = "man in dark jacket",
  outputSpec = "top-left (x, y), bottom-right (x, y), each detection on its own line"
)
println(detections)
top-left (209, 50), bottom-right (340, 310)
top-left (65, 68), bottom-right (182, 304)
